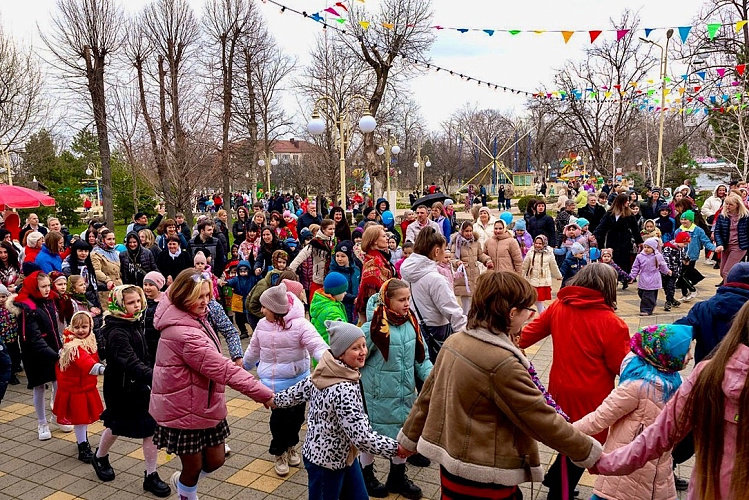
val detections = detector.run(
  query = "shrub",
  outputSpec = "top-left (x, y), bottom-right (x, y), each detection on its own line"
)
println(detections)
top-left (516, 195), bottom-right (537, 214)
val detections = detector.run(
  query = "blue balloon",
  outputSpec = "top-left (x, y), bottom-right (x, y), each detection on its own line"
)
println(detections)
top-left (381, 210), bottom-right (394, 226)
top-left (296, 209), bottom-right (303, 217)
top-left (589, 247), bottom-right (601, 261)
top-left (500, 211), bottom-right (513, 225)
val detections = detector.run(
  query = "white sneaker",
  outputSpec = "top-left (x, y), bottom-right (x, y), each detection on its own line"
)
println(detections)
top-left (169, 471), bottom-right (180, 494)
top-left (287, 447), bottom-right (301, 467)
top-left (50, 414), bottom-right (74, 432)
top-left (704, 259), bottom-right (715, 265)
top-left (224, 442), bottom-right (231, 456)
top-left (38, 423), bottom-right (51, 441)
top-left (274, 453), bottom-right (289, 476)
top-left (689, 290), bottom-right (700, 300)
top-left (681, 294), bottom-right (693, 302)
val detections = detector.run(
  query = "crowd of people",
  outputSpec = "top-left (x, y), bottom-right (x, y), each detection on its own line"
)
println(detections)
top-left (0, 176), bottom-right (746, 500)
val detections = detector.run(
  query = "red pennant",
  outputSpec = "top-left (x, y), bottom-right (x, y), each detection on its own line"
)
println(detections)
top-left (738, 64), bottom-right (746, 76)
top-left (687, 98), bottom-right (693, 102)
top-left (613, 84), bottom-right (621, 90)
top-left (589, 30), bottom-right (602, 43)
top-left (694, 86), bottom-right (701, 92)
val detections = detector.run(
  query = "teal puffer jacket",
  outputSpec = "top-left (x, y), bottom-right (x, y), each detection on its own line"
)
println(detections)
top-left (360, 294), bottom-right (433, 439)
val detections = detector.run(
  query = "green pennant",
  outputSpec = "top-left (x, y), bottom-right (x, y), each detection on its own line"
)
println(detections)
top-left (336, 18), bottom-right (346, 24)
top-left (509, 30), bottom-right (521, 35)
top-left (707, 23), bottom-right (721, 39)
top-left (664, 76), bottom-right (671, 83)
top-left (648, 89), bottom-right (656, 96)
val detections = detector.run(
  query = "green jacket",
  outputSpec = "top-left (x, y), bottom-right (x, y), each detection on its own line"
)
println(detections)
top-left (309, 290), bottom-right (346, 344)
top-left (361, 294), bottom-right (432, 438)
top-left (245, 270), bottom-right (283, 318)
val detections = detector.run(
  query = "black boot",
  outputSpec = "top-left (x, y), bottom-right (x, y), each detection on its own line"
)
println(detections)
top-left (674, 473), bottom-right (688, 491)
top-left (143, 471), bottom-right (171, 497)
top-left (361, 463), bottom-right (388, 498)
top-left (407, 453), bottom-right (431, 467)
top-left (385, 462), bottom-right (422, 499)
top-left (77, 441), bottom-right (94, 463)
top-left (91, 448), bottom-right (115, 481)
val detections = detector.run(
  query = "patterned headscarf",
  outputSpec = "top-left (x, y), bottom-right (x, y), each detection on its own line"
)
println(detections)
top-left (368, 279), bottom-right (425, 364)
top-left (59, 311), bottom-right (97, 371)
top-left (619, 324), bottom-right (693, 402)
top-left (104, 284), bottom-right (147, 321)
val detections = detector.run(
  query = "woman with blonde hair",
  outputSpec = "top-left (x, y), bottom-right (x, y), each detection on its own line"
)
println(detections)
top-left (713, 192), bottom-right (749, 280)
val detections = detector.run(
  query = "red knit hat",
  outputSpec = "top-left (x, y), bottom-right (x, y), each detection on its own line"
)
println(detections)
top-left (675, 232), bottom-right (691, 244)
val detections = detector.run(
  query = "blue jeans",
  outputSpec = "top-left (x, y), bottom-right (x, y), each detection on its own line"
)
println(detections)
top-left (304, 457), bottom-right (368, 500)
top-left (0, 338), bottom-right (11, 404)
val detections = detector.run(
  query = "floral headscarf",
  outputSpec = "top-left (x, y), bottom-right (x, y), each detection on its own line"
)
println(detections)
top-left (104, 284), bottom-right (147, 321)
top-left (59, 311), bottom-right (97, 371)
top-left (368, 279), bottom-right (424, 363)
top-left (619, 324), bottom-right (692, 402)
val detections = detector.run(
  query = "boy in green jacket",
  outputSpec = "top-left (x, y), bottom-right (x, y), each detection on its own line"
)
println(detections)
top-left (309, 272), bottom-right (348, 344)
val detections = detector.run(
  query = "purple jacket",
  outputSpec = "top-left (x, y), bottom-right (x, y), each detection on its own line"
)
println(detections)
top-left (595, 344), bottom-right (749, 500)
top-left (629, 252), bottom-right (669, 290)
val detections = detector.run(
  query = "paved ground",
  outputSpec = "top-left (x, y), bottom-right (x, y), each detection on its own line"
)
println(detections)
top-left (0, 258), bottom-right (718, 500)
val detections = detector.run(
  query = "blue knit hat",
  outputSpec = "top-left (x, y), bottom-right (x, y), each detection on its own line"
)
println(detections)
top-left (324, 272), bottom-right (348, 296)
top-left (514, 220), bottom-right (526, 231)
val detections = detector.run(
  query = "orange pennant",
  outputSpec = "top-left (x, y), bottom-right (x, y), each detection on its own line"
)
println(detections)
top-left (562, 31), bottom-right (574, 43)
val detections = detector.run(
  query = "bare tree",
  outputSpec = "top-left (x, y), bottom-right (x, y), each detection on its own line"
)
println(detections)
top-left (40, 0), bottom-right (124, 225)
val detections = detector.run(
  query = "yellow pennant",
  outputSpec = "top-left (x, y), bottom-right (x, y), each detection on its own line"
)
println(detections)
top-left (359, 21), bottom-right (370, 29)
top-left (736, 20), bottom-right (748, 32)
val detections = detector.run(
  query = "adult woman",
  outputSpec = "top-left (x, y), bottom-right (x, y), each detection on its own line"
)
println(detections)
top-left (399, 272), bottom-right (602, 499)
top-left (156, 236), bottom-right (193, 285)
top-left (150, 269), bottom-right (273, 499)
top-left (593, 194), bottom-right (643, 273)
top-left (85, 229), bottom-right (98, 249)
top-left (35, 231), bottom-right (64, 273)
top-left (138, 229), bottom-right (161, 260)
top-left (0, 241), bottom-right (21, 292)
top-left (269, 211), bottom-right (293, 241)
top-left (156, 219), bottom-right (188, 251)
top-left (253, 226), bottom-right (289, 277)
top-left (400, 227), bottom-right (466, 363)
top-left (120, 232), bottom-right (157, 287)
top-left (527, 200), bottom-right (557, 246)
top-left (484, 219), bottom-right (522, 273)
top-left (520, 264), bottom-right (630, 499)
top-left (237, 223), bottom-right (261, 265)
top-left (713, 192), bottom-right (749, 280)
top-left (355, 225), bottom-right (395, 322)
top-left (430, 202), bottom-right (451, 238)
top-left (232, 206), bottom-right (250, 244)
top-left (213, 209), bottom-right (230, 252)
top-left (329, 206), bottom-right (351, 243)
top-left (472, 206), bottom-right (495, 249)
top-left (450, 222), bottom-right (492, 314)
top-left (251, 210), bottom-right (266, 228)
top-left (91, 229), bottom-right (122, 307)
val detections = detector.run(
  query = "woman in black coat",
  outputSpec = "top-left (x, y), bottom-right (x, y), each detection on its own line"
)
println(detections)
top-left (119, 232), bottom-right (157, 287)
top-left (527, 200), bottom-right (557, 247)
top-left (253, 226), bottom-right (290, 277)
top-left (232, 206), bottom-right (250, 245)
top-left (156, 236), bottom-right (193, 285)
top-left (594, 193), bottom-right (644, 273)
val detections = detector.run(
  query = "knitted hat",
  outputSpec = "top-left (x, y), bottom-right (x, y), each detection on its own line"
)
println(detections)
top-left (143, 271), bottom-right (166, 290)
top-left (283, 210), bottom-right (291, 218)
top-left (299, 228), bottom-right (313, 242)
top-left (680, 210), bottom-right (695, 221)
top-left (260, 282), bottom-right (289, 315)
top-left (570, 242), bottom-right (585, 255)
top-left (49, 271), bottom-right (67, 284)
top-left (285, 238), bottom-right (298, 248)
top-left (478, 206), bottom-right (491, 215)
top-left (564, 223), bottom-right (581, 231)
top-left (674, 232), bottom-right (691, 244)
top-left (352, 228), bottom-right (363, 240)
top-left (26, 231), bottom-right (44, 248)
top-left (601, 248), bottom-right (614, 258)
top-left (282, 279), bottom-right (305, 302)
top-left (324, 272), bottom-right (348, 296)
top-left (326, 320), bottom-right (365, 357)
top-left (193, 252), bottom-right (207, 265)
top-left (726, 262), bottom-right (749, 284)
top-left (514, 220), bottom-right (526, 231)
top-left (0, 284), bottom-right (9, 296)
top-left (643, 237), bottom-right (660, 250)
top-left (575, 217), bottom-right (590, 229)
top-left (334, 240), bottom-right (354, 262)
top-left (659, 205), bottom-right (671, 213)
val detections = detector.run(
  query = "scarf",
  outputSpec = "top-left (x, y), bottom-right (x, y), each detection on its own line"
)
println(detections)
top-left (169, 248), bottom-right (181, 258)
top-left (59, 312), bottom-right (97, 371)
top-left (368, 279), bottom-right (424, 363)
top-left (525, 235), bottom-right (549, 279)
top-left (104, 284), bottom-right (147, 321)
top-left (15, 270), bottom-right (58, 308)
top-left (95, 241), bottom-right (119, 263)
top-left (679, 223), bottom-right (696, 233)
top-left (452, 233), bottom-right (473, 260)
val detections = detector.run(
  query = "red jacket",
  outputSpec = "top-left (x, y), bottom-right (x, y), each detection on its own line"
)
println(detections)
top-left (520, 286), bottom-right (630, 443)
top-left (53, 346), bottom-right (104, 425)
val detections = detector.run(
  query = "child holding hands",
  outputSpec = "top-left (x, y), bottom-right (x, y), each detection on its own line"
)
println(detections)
top-left (629, 238), bottom-right (671, 316)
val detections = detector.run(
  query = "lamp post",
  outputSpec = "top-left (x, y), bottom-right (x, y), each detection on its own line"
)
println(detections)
top-left (257, 151), bottom-right (278, 195)
top-left (413, 149), bottom-right (431, 194)
top-left (640, 28), bottom-right (674, 187)
top-left (307, 94), bottom-right (376, 208)
top-left (376, 129), bottom-right (400, 207)
top-left (85, 162), bottom-right (101, 206)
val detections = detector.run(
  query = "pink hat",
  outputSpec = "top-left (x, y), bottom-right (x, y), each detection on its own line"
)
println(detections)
top-left (282, 279), bottom-right (306, 303)
top-left (283, 210), bottom-right (291, 218)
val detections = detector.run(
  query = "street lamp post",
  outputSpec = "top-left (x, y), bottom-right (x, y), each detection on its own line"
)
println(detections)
top-left (413, 147), bottom-right (431, 194)
top-left (376, 129), bottom-right (400, 207)
top-left (85, 162), bottom-right (101, 206)
top-left (307, 94), bottom-right (376, 208)
top-left (257, 151), bottom-right (278, 195)
top-left (640, 29), bottom-right (674, 187)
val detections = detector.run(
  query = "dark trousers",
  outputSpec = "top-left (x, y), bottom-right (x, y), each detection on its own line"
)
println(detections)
top-left (679, 261), bottom-right (700, 296)
top-left (305, 457), bottom-right (368, 500)
top-left (662, 275), bottom-right (677, 303)
top-left (543, 454), bottom-right (586, 500)
top-left (269, 404), bottom-right (305, 456)
top-left (0, 339), bottom-right (11, 404)
top-left (638, 289), bottom-right (658, 314)
top-left (234, 312), bottom-right (249, 337)
top-left (6, 338), bottom-right (21, 371)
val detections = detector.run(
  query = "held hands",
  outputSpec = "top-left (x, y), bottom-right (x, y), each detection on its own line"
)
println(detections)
top-left (714, 246), bottom-right (724, 254)
top-left (486, 261), bottom-right (494, 269)
top-left (90, 307), bottom-right (101, 316)
top-left (264, 396), bottom-right (276, 409)
top-left (396, 444), bottom-right (415, 459)
top-left (255, 268), bottom-right (262, 276)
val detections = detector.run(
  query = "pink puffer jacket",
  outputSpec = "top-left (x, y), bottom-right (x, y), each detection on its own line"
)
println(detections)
top-left (573, 364), bottom-right (675, 500)
top-left (149, 295), bottom-right (273, 430)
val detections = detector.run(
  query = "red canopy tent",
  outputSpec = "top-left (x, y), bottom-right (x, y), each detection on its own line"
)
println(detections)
top-left (0, 185), bottom-right (56, 210)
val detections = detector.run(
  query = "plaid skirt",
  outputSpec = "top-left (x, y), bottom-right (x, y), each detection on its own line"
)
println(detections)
top-left (153, 419), bottom-right (231, 455)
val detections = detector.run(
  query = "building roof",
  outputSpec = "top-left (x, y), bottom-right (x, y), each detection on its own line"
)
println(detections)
top-left (270, 138), bottom-right (318, 154)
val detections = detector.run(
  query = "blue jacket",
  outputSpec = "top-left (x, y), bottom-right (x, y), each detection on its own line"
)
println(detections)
top-left (329, 260), bottom-right (361, 323)
top-left (674, 225), bottom-right (714, 262)
top-left (675, 283), bottom-right (749, 362)
top-left (35, 245), bottom-right (62, 274)
top-left (361, 294), bottom-right (433, 439)
top-left (227, 261), bottom-right (257, 299)
top-left (713, 214), bottom-right (749, 250)
top-left (559, 254), bottom-right (586, 286)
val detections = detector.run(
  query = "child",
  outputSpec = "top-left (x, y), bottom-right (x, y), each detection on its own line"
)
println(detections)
top-left (388, 235), bottom-right (402, 265)
top-left (229, 243), bottom-right (239, 263)
top-left (629, 238), bottom-right (671, 316)
top-left (0, 285), bottom-right (20, 386)
top-left (243, 283), bottom-right (328, 476)
top-left (630, 202), bottom-right (644, 230)
top-left (272, 320), bottom-right (406, 500)
top-left (51, 272), bottom-right (73, 329)
top-left (600, 248), bottom-right (632, 290)
top-left (289, 219), bottom-right (336, 296)
top-left (661, 232), bottom-right (690, 312)
top-left (360, 279), bottom-right (432, 498)
top-left (394, 242), bottom-right (414, 277)
top-left (328, 241), bottom-right (361, 323)
top-left (142, 271), bottom-right (166, 367)
top-left (436, 248), bottom-right (455, 288)
top-left (576, 217), bottom-right (598, 258)
top-left (655, 206), bottom-right (676, 243)
top-left (560, 242), bottom-right (587, 287)
top-left (92, 285), bottom-right (171, 497)
top-left (574, 324), bottom-right (692, 500)
top-left (226, 260), bottom-right (257, 339)
top-left (271, 249), bottom-right (289, 272)
top-left (52, 311), bottom-right (106, 464)
top-left (193, 252), bottom-right (220, 301)
top-left (220, 262), bottom-right (237, 319)
top-left (513, 220), bottom-right (533, 258)
top-left (245, 269), bottom-right (298, 330)
top-left (67, 274), bottom-right (106, 354)
top-left (521, 235), bottom-right (562, 313)
top-left (310, 272), bottom-right (348, 344)
top-left (641, 219), bottom-right (662, 244)
top-left (674, 210), bottom-right (715, 302)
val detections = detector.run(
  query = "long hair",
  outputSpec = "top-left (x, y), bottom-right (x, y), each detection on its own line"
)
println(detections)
top-left (610, 194), bottom-right (632, 218)
top-left (680, 300), bottom-right (749, 499)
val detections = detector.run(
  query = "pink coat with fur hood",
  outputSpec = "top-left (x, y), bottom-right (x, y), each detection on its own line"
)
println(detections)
top-left (573, 355), bottom-right (675, 500)
top-left (149, 294), bottom-right (273, 429)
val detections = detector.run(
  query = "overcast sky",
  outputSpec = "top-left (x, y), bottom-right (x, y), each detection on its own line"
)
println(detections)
top-left (1, 0), bottom-right (710, 132)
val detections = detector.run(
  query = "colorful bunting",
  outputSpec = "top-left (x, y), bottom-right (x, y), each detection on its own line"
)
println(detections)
top-left (644, 28), bottom-right (654, 38)
top-left (589, 30), bottom-right (602, 43)
top-left (359, 20), bottom-right (370, 29)
top-left (323, 7), bottom-right (339, 16)
top-left (383, 22), bottom-right (394, 29)
top-left (335, 2), bottom-right (348, 12)
top-left (562, 31), bottom-right (574, 43)
top-left (717, 67), bottom-right (727, 78)
top-left (738, 64), bottom-right (746, 76)
top-left (616, 29), bottom-right (630, 41)
top-left (678, 26), bottom-right (692, 43)
top-left (737, 20), bottom-right (748, 32)
top-left (707, 23), bottom-right (721, 39)
top-left (509, 30), bottom-right (521, 35)
top-left (484, 29), bottom-right (495, 36)
top-left (310, 12), bottom-right (323, 22)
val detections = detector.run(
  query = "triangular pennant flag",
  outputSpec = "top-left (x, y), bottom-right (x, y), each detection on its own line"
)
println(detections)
top-left (717, 67), bottom-right (727, 78)
top-left (664, 88), bottom-right (671, 96)
top-left (707, 23), bottom-right (721, 39)
top-left (681, 74), bottom-right (689, 80)
top-left (484, 29), bottom-right (495, 36)
top-left (589, 30), bottom-right (602, 43)
top-left (310, 12), bottom-right (323, 22)
top-left (665, 76), bottom-right (671, 83)
top-left (359, 20), bottom-right (370, 29)
top-left (457, 28), bottom-right (469, 33)
top-left (509, 30), bottom-right (521, 35)
top-left (534, 30), bottom-right (546, 34)
top-left (736, 20), bottom-right (748, 32)
top-left (678, 87), bottom-right (686, 94)
top-left (616, 29), bottom-right (630, 41)
top-left (336, 18), bottom-right (346, 24)
top-left (433, 25), bottom-right (444, 30)
top-left (738, 64), bottom-right (746, 76)
top-left (335, 2), bottom-right (348, 11)
top-left (644, 28), bottom-right (654, 38)
top-left (562, 31), bottom-right (574, 43)
top-left (678, 26), bottom-right (692, 43)
top-left (383, 22), bottom-right (394, 29)
top-left (697, 71), bottom-right (706, 80)
top-left (323, 7), bottom-right (340, 16)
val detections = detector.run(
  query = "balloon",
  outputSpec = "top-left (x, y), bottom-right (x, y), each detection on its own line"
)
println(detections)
top-left (296, 209), bottom-right (303, 217)
top-left (589, 247), bottom-right (601, 261)
top-left (499, 211), bottom-right (513, 225)
top-left (381, 210), bottom-right (394, 226)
